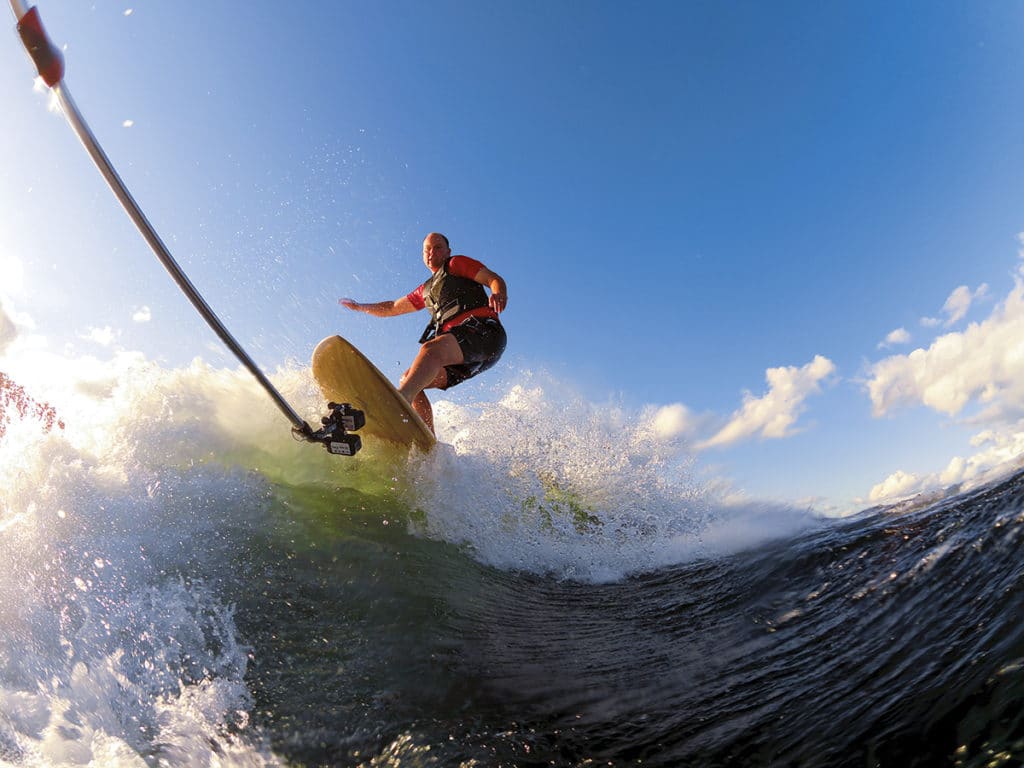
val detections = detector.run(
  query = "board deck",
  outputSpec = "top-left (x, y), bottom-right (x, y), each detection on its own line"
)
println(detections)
top-left (311, 335), bottom-right (436, 452)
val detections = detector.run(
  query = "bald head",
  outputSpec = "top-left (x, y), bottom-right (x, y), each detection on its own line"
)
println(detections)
top-left (422, 232), bottom-right (452, 272)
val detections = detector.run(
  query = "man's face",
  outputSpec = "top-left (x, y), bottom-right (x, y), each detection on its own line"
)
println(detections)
top-left (422, 234), bottom-right (451, 272)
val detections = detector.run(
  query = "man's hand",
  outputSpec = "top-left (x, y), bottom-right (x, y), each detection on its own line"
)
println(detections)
top-left (472, 267), bottom-right (508, 314)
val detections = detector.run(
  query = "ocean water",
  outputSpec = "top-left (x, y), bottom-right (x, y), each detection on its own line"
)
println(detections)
top-left (1, 356), bottom-right (1023, 767)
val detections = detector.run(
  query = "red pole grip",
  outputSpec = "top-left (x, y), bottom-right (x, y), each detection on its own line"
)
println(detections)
top-left (16, 6), bottom-right (64, 86)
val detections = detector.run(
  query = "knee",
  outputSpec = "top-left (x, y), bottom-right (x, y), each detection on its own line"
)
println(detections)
top-left (422, 336), bottom-right (446, 353)
top-left (420, 338), bottom-right (449, 365)
top-left (424, 334), bottom-right (462, 364)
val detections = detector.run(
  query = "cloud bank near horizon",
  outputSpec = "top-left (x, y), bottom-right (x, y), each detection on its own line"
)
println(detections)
top-left (863, 244), bottom-right (1024, 502)
top-left (661, 243), bottom-right (1024, 505)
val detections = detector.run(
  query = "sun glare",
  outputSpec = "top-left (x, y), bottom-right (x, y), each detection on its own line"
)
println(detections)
top-left (0, 255), bottom-right (25, 299)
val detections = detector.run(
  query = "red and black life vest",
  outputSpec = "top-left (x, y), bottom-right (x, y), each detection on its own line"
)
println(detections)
top-left (418, 257), bottom-right (490, 342)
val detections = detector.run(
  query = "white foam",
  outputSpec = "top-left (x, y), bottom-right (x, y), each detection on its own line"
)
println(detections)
top-left (1, 347), bottom-right (289, 765)
top-left (407, 376), bottom-right (820, 582)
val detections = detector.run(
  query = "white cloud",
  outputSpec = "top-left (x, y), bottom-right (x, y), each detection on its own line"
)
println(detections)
top-left (699, 355), bottom-right (836, 450)
top-left (868, 429), bottom-right (1024, 504)
top-left (867, 278), bottom-right (1024, 419)
top-left (132, 306), bottom-right (151, 323)
top-left (864, 271), bottom-right (1024, 503)
top-left (920, 316), bottom-right (941, 328)
top-left (942, 283), bottom-right (988, 327)
top-left (81, 326), bottom-right (117, 347)
top-left (942, 286), bottom-right (973, 326)
top-left (869, 469), bottom-right (925, 503)
top-left (878, 327), bottom-right (911, 349)
top-left (934, 430), bottom-right (1024, 488)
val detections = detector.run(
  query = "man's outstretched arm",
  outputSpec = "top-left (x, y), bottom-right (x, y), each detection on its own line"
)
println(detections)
top-left (340, 296), bottom-right (418, 317)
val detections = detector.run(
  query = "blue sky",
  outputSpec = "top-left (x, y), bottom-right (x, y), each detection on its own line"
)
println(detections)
top-left (3, 1), bottom-right (1024, 511)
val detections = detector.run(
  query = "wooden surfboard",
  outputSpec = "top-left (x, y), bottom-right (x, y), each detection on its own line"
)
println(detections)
top-left (311, 335), bottom-right (436, 452)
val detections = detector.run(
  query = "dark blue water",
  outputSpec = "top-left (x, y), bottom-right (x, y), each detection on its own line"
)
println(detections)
top-left (233, 470), bottom-right (1024, 767)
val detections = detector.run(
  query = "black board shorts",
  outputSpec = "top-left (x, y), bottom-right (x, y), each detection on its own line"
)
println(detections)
top-left (440, 316), bottom-right (507, 389)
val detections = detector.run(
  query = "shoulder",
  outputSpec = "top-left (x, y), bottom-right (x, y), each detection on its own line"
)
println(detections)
top-left (406, 283), bottom-right (426, 309)
top-left (448, 255), bottom-right (485, 279)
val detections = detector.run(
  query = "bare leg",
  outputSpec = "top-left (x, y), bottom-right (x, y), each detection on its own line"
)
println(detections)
top-left (411, 391), bottom-right (434, 434)
top-left (398, 334), bottom-right (462, 436)
top-left (398, 334), bottom-right (463, 403)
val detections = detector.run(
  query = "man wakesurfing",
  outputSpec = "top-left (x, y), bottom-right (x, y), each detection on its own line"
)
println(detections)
top-left (339, 232), bottom-right (508, 434)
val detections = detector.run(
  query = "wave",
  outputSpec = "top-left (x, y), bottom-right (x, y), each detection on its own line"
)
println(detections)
top-left (5, 347), bottom-right (1020, 765)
